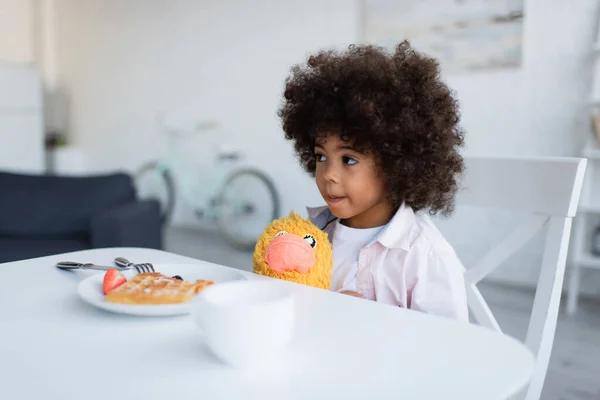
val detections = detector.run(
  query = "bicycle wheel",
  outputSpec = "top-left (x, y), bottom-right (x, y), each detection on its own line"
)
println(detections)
top-left (134, 161), bottom-right (176, 226)
top-left (214, 168), bottom-right (280, 251)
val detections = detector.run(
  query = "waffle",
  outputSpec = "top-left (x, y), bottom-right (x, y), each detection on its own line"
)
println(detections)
top-left (105, 272), bottom-right (214, 305)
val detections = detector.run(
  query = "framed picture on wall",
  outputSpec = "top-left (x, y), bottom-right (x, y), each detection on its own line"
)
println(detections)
top-left (359, 0), bottom-right (524, 73)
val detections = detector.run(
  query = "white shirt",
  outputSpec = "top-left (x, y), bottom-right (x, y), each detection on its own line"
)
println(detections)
top-left (308, 203), bottom-right (469, 322)
top-left (329, 219), bottom-right (385, 293)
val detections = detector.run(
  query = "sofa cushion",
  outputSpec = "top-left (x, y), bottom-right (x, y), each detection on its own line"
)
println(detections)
top-left (0, 237), bottom-right (90, 263)
top-left (0, 171), bottom-right (135, 238)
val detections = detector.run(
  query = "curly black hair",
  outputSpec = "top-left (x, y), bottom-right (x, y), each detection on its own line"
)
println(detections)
top-left (278, 40), bottom-right (465, 216)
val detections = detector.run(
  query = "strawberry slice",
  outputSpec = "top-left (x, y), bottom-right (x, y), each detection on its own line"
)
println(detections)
top-left (103, 269), bottom-right (127, 295)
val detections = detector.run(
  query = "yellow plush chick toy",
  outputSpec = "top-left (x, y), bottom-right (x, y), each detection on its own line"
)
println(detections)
top-left (253, 212), bottom-right (332, 290)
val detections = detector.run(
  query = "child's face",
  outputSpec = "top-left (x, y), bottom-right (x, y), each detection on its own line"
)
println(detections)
top-left (314, 135), bottom-right (391, 228)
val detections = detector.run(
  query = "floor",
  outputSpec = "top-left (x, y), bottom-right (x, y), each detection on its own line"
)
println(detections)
top-left (165, 226), bottom-right (600, 400)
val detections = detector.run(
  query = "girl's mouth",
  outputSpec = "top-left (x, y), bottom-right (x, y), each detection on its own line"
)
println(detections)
top-left (326, 195), bottom-right (345, 203)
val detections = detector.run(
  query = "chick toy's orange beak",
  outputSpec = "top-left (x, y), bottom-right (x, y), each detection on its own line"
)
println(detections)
top-left (265, 233), bottom-right (316, 274)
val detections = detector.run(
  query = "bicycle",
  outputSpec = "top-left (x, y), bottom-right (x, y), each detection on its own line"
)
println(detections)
top-left (134, 115), bottom-right (280, 251)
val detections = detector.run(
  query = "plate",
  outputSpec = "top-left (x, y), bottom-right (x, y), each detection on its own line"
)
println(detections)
top-left (77, 263), bottom-right (248, 317)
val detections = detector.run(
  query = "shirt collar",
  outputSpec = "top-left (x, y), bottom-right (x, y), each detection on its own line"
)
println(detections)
top-left (307, 203), bottom-right (415, 251)
top-left (306, 205), bottom-right (329, 220)
top-left (375, 202), bottom-right (415, 250)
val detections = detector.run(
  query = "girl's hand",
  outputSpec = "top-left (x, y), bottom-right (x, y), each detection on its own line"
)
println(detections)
top-left (340, 290), bottom-right (365, 299)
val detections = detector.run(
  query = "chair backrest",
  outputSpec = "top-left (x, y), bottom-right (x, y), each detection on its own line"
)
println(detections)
top-left (456, 156), bottom-right (587, 400)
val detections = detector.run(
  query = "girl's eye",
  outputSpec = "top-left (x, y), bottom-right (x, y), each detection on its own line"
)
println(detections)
top-left (274, 231), bottom-right (287, 238)
top-left (343, 156), bottom-right (357, 165)
top-left (303, 234), bottom-right (317, 249)
top-left (315, 153), bottom-right (327, 162)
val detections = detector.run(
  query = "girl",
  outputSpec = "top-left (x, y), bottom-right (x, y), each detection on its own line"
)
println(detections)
top-left (278, 41), bottom-right (469, 322)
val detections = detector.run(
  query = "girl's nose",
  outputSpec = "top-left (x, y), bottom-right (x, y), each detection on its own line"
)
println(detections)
top-left (322, 163), bottom-right (340, 183)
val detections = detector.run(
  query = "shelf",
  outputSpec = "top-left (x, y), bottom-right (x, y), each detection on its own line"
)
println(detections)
top-left (573, 253), bottom-right (600, 269)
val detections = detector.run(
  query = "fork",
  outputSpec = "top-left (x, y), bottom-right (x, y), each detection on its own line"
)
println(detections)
top-left (114, 257), bottom-right (155, 273)
top-left (56, 261), bottom-right (125, 271)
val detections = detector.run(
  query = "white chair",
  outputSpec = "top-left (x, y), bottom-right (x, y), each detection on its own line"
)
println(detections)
top-left (455, 156), bottom-right (587, 400)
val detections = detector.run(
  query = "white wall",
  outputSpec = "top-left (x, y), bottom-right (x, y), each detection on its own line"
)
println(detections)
top-left (52, 0), bottom-right (600, 293)
top-left (0, 0), bottom-right (35, 64)
top-left (53, 0), bottom-right (355, 225)
top-left (447, 0), bottom-right (596, 158)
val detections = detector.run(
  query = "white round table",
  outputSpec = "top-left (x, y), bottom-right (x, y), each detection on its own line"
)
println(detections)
top-left (0, 248), bottom-right (534, 399)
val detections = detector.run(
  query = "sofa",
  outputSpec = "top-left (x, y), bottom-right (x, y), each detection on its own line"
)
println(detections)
top-left (0, 170), bottom-right (163, 263)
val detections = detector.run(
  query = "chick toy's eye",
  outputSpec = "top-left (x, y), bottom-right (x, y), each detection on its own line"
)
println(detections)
top-left (303, 234), bottom-right (317, 249)
top-left (274, 231), bottom-right (287, 238)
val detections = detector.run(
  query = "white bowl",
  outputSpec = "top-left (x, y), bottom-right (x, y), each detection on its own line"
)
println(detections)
top-left (191, 280), bottom-right (296, 367)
